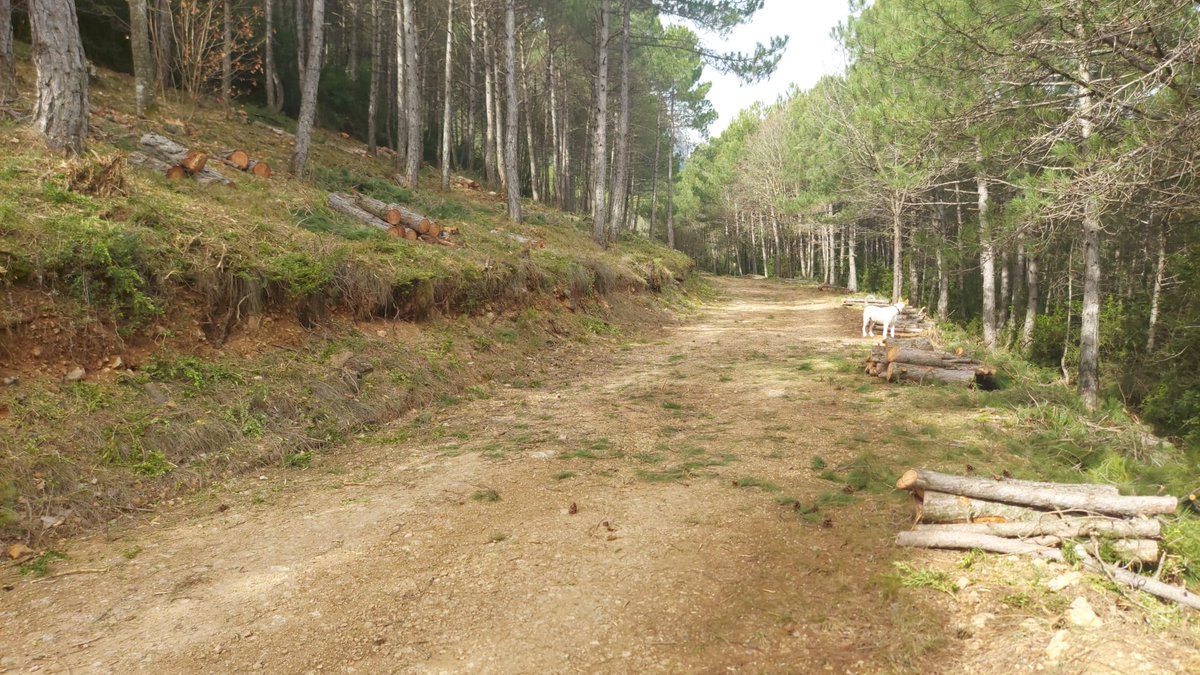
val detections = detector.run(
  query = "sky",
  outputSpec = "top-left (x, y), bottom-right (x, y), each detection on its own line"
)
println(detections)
top-left (687, 0), bottom-right (850, 137)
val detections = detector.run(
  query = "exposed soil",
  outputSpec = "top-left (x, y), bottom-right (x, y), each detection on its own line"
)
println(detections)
top-left (2, 278), bottom-right (1197, 673)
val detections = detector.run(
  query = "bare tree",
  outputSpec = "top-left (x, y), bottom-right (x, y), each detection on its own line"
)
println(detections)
top-left (291, 0), bottom-right (326, 177)
top-left (153, 0), bottom-right (173, 91)
top-left (130, 0), bottom-right (155, 115)
top-left (503, 0), bottom-right (521, 220)
top-left (29, 0), bottom-right (89, 154)
top-left (222, 0), bottom-right (232, 107)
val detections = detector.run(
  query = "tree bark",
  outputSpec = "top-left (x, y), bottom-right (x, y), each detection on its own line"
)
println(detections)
top-left (590, 0), bottom-right (611, 245)
top-left (503, 0), bottom-right (521, 221)
top-left (520, 37), bottom-right (539, 203)
top-left (295, 0), bottom-right (308, 89)
top-left (394, 0), bottom-right (405, 168)
top-left (291, 0), bottom-right (326, 177)
top-left (440, 0), bottom-right (454, 188)
top-left (491, 36), bottom-right (506, 190)
top-left (978, 143), bottom-right (997, 350)
top-left (1077, 47), bottom-right (1101, 409)
top-left (29, 0), bottom-right (89, 154)
top-left (129, 0), bottom-right (155, 115)
top-left (401, 0), bottom-right (421, 187)
top-left (896, 469), bottom-right (1177, 518)
top-left (847, 224), bottom-right (858, 292)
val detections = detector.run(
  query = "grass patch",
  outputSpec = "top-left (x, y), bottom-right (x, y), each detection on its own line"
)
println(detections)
top-left (735, 476), bottom-right (782, 493)
top-left (553, 471), bottom-right (576, 480)
top-left (19, 550), bottom-right (68, 577)
top-left (891, 561), bottom-right (957, 596)
top-left (661, 400), bottom-right (683, 410)
top-left (471, 488), bottom-right (501, 503)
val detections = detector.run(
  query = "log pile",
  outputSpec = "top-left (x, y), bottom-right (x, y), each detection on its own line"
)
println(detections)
top-left (843, 296), bottom-right (932, 336)
top-left (221, 149), bottom-right (272, 178)
top-left (865, 338), bottom-right (997, 388)
top-left (895, 468), bottom-right (1200, 609)
top-left (129, 133), bottom-right (234, 186)
top-left (452, 175), bottom-right (481, 191)
top-left (326, 192), bottom-right (454, 246)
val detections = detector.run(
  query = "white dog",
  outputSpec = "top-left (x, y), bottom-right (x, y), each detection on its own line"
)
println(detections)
top-left (862, 301), bottom-right (907, 338)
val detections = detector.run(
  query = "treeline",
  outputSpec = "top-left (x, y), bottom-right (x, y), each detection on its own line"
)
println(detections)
top-left (0, 0), bottom-right (784, 242)
top-left (675, 0), bottom-right (1200, 441)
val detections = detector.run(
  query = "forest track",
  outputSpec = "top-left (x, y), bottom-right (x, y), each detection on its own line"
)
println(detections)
top-left (2, 277), bottom-right (1196, 674)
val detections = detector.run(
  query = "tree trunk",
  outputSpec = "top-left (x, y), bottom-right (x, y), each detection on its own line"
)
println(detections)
top-left (845, 224), bottom-right (858, 291)
top-left (0, 0), bottom-right (16, 100)
top-left (29, 0), bottom-right (89, 154)
top-left (153, 0), bottom-right (173, 92)
top-left (440, 0), bottom-right (454, 188)
top-left (998, 250), bottom-right (1010, 333)
top-left (367, 0), bottom-right (381, 155)
top-left (590, 0), bottom-right (611, 245)
top-left (772, 208), bottom-right (782, 279)
top-left (265, 0), bottom-right (279, 112)
top-left (1077, 48), bottom-right (1101, 409)
top-left (503, 0), bottom-right (521, 221)
top-left (896, 469), bottom-right (1177, 517)
top-left (666, 90), bottom-right (675, 249)
top-left (401, 0), bottom-right (421, 188)
top-left (482, 24), bottom-right (497, 189)
top-left (295, 0), bottom-right (307, 85)
top-left (606, 0), bottom-right (632, 241)
top-left (547, 43), bottom-right (560, 206)
top-left (290, 0), bottom-right (325, 177)
top-left (520, 38), bottom-right (539, 203)
top-left (649, 104), bottom-right (661, 242)
top-left (1022, 245), bottom-right (1039, 353)
top-left (978, 146), bottom-right (997, 349)
top-left (466, 0), bottom-right (477, 172)
top-left (129, 0), bottom-right (154, 115)
top-left (890, 202), bottom-right (902, 303)
top-left (221, 0), bottom-right (232, 107)
top-left (491, 39), bottom-right (507, 190)
top-left (1147, 216), bottom-right (1167, 353)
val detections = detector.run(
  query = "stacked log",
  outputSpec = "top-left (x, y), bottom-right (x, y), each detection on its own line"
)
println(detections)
top-left (843, 296), bottom-right (931, 336)
top-left (865, 338), bottom-right (996, 388)
top-left (222, 150), bottom-right (272, 178)
top-left (894, 468), bottom-right (1200, 609)
top-left (452, 175), bottom-right (481, 191)
top-left (129, 134), bottom-right (233, 186)
top-left (325, 192), bottom-right (454, 246)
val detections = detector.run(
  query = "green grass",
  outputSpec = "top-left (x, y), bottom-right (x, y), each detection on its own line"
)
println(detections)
top-left (891, 561), bottom-right (957, 596)
top-left (735, 477), bottom-right (782, 493)
top-left (471, 488), bottom-right (501, 503)
top-left (19, 550), bottom-right (68, 577)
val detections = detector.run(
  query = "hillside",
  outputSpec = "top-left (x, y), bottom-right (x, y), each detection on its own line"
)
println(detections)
top-left (0, 55), bottom-right (694, 542)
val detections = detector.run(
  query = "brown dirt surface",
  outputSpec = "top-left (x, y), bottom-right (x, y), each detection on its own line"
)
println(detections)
top-left (2, 278), bottom-right (1198, 673)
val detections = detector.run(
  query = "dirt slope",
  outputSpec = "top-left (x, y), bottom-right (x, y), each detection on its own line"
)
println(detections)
top-left (2, 278), bottom-right (1197, 674)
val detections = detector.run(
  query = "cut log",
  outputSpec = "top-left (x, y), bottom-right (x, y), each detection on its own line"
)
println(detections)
top-left (249, 160), bottom-right (272, 178)
top-left (327, 192), bottom-right (389, 231)
top-left (165, 165), bottom-right (187, 180)
top-left (897, 468), bottom-right (1178, 517)
top-left (915, 490), bottom-right (1047, 524)
top-left (137, 134), bottom-right (233, 186)
top-left (225, 149), bottom-right (250, 171)
top-left (348, 193), bottom-right (436, 233)
top-left (896, 531), bottom-right (1200, 610)
top-left (886, 362), bottom-right (989, 387)
top-left (913, 516), bottom-right (1160, 539)
top-left (181, 151), bottom-right (208, 174)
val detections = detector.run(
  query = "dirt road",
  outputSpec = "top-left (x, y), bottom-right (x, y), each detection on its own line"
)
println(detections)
top-left (2, 278), bottom-right (1194, 673)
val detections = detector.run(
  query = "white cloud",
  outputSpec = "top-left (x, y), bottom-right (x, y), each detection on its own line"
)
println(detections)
top-left (684, 0), bottom-right (849, 136)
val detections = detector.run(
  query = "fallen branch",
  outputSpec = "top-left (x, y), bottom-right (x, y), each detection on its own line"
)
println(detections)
top-left (895, 530), bottom-right (1200, 610)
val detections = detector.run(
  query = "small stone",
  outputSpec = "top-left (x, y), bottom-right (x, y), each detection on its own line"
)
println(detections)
top-left (1045, 629), bottom-right (1070, 662)
top-left (970, 612), bottom-right (995, 630)
top-left (1045, 571), bottom-right (1081, 592)
top-left (143, 382), bottom-right (169, 405)
top-left (376, 330), bottom-right (387, 338)
top-left (65, 366), bottom-right (86, 382)
top-left (110, 356), bottom-right (123, 369)
top-left (31, 346), bottom-right (43, 357)
top-left (1068, 596), bottom-right (1101, 628)
top-left (956, 576), bottom-right (971, 590)
top-left (1, 376), bottom-right (16, 386)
